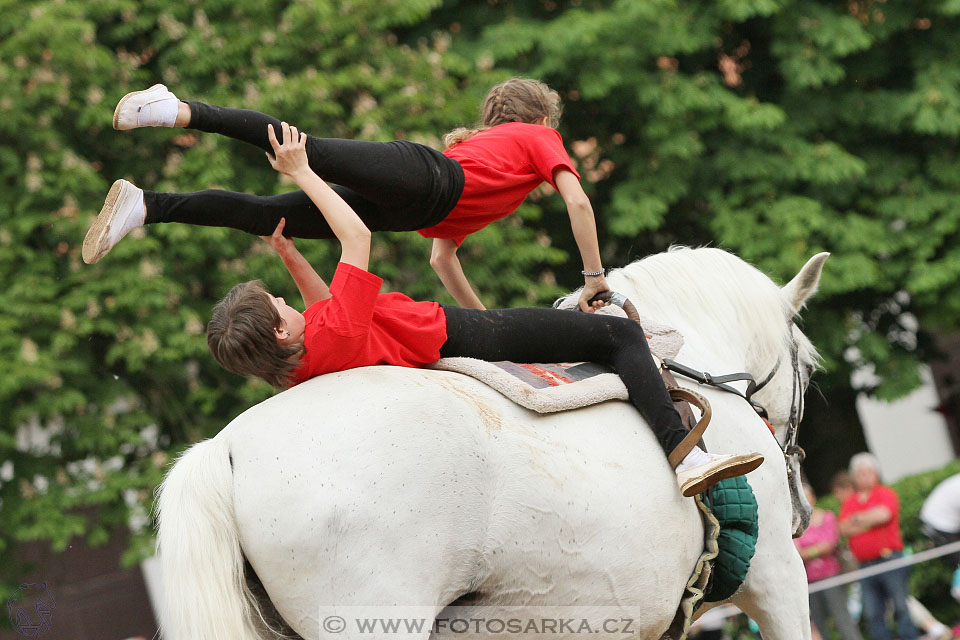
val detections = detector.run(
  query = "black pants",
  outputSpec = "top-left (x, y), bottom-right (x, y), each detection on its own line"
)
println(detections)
top-left (923, 524), bottom-right (960, 567)
top-left (440, 306), bottom-right (688, 456)
top-left (142, 101), bottom-right (464, 238)
top-left (808, 584), bottom-right (863, 640)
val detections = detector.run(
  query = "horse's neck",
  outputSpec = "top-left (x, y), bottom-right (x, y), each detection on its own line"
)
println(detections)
top-left (610, 262), bottom-right (784, 376)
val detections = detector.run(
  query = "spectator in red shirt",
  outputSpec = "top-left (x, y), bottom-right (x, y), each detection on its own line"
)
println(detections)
top-left (204, 121), bottom-right (765, 499)
top-left (839, 453), bottom-right (920, 640)
top-left (84, 78), bottom-right (610, 313)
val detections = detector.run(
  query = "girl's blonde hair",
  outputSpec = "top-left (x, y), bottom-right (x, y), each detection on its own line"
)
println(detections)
top-left (443, 77), bottom-right (563, 148)
top-left (207, 280), bottom-right (303, 389)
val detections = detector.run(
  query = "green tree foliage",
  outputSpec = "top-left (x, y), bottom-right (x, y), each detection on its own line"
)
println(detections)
top-left (436, 0), bottom-right (960, 391)
top-left (429, 0), bottom-right (960, 486)
top-left (2, 0), bottom-right (959, 596)
top-left (0, 0), bottom-right (564, 589)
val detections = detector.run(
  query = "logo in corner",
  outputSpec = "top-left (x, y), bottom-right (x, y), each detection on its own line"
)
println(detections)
top-left (7, 582), bottom-right (55, 637)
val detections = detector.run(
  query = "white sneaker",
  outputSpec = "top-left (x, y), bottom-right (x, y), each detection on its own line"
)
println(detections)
top-left (82, 180), bottom-right (146, 264)
top-left (113, 84), bottom-right (179, 130)
top-left (676, 452), bottom-right (764, 498)
top-left (928, 623), bottom-right (952, 640)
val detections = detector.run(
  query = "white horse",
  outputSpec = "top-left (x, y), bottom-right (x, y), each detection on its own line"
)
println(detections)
top-left (155, 247), bottom-right (827, 640)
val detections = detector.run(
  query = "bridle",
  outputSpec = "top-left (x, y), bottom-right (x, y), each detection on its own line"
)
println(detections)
top-left (660, 318), bottom-right (807, 467)
top-left (572, 291), bottom-right (808, 467)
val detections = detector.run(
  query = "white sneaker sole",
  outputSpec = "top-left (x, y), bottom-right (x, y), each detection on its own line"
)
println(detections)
top-left (113, 84), bottom-right (167, 130)
top-left (82, 180), bottom-right (137, 264)
top-left (678, 453), bottom-right (764, 498)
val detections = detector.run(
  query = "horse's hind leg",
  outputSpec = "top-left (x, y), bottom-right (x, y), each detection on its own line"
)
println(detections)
top-left (314, 544), bottom-right (479, 640)
top-left (731, 552), bottom-right (812, 640)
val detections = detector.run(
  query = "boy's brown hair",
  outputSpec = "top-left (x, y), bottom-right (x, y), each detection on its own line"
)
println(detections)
top-left (207, 280), bottom-right (303, 389)
top-left (443, 77), bottom-right (563, 148)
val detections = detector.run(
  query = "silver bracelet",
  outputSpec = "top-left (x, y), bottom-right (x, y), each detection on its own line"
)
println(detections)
top-left (581, 268), bottom-right (605, 277)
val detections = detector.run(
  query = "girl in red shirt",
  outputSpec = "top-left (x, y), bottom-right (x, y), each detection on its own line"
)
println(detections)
top-left (84, 78), bottom-right (608, 312)
top-left (205, 121), bottom-right (765, 499)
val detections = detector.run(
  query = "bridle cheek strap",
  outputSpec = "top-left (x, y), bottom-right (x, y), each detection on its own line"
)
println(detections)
top-left (660, 322), bottom-right (804, 463)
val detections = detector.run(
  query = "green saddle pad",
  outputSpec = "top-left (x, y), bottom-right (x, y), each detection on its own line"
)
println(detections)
top-left (702, 475), bottom-right (759, 602)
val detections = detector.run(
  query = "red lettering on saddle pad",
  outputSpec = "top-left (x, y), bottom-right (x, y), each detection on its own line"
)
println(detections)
top-left (516, 363), bottom-right (574, 386)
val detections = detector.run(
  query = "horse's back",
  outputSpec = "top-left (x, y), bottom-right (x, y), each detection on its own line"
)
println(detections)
top-left (224, 367), bottom-right (704, 637)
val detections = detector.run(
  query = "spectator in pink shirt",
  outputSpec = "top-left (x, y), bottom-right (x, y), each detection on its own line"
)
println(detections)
top-left (795, 482), bottom-right (863, 640)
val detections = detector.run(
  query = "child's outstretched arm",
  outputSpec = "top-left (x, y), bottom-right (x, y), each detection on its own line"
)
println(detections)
top-left (554, 170), bottom-right (610, 312)
top-left (260, 217), bottom-right (330, 307)
top-left (266, 121), bottom-right (372, 271)
top-left (430, 238), bottom-right (486, 309)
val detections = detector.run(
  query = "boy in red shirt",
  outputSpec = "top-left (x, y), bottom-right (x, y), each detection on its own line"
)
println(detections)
top-left (206, 121), bottom-right (765, 499)
top-left (839, 453), bottom-right (920, 640)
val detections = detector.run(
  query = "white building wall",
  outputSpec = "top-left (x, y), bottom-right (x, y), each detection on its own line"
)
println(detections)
top-left (856, 365), bottom-right (956, 483)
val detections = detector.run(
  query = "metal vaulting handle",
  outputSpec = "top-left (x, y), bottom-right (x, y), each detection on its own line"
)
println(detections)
top-left (586, 291), bottom-right (640, 322)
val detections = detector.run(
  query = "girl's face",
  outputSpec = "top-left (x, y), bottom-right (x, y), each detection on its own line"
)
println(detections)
top-left (269, 294), bottom-right (305, 345)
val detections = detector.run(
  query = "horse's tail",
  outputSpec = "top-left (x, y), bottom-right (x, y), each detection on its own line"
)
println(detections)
top-left (155, 436), bottom-right (274, 640)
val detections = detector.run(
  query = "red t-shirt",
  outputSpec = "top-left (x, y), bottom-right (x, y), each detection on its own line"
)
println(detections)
top-left (840, 485), bottom-right (904, 562)
top-left (418, 122), bottom-right (581, 245)
top-left (290, 263), bottom-right (448, 384)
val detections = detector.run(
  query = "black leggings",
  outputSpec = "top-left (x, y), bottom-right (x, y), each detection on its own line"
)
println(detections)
top-left (142, 101), bottom-right (464, 238)
top-left (440, 306), bottom-right (688, 456)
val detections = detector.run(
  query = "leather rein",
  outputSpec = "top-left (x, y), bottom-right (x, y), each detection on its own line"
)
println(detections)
top-left (659, 319), bottom-right (806, 466)
top-left (578, 291), bottom-right (807, 466)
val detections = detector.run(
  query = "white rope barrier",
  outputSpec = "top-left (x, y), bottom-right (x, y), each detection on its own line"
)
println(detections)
top-left (691, 540), bottom-right (960, 627)
top-left (807, 539), bottom-right (960, 593)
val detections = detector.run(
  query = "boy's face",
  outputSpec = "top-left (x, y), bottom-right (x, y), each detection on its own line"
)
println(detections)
top-left (269, 294), bottom-right (305, 345)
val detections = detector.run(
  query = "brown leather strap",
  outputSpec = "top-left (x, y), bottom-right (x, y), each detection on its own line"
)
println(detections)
top-left (666, 386), bottom-right (713, 469)
top-left (581, 296), bottom-right (709, 467)
top-left (661, 368), bottom-right (696, 430)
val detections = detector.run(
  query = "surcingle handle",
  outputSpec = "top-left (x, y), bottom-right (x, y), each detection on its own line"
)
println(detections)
top-left (585, 291), bottom-right (709, 465)
top-left (586, 290), bottom-right (640, 321)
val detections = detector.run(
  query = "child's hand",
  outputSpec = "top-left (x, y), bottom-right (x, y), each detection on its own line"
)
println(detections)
top-left (578, 276), bottom-right (611, 313)
top-left (260, 218), bottom-right (296, 255)
top-left (266, 122), bottom-right (309, 178)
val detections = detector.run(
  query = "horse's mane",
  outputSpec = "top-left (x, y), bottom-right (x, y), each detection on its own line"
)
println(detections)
top-left (598, 246), bottom-right (815, 369)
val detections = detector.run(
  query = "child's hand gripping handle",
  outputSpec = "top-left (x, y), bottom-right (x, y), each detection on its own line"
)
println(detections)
top-left (585, 291), bottom-right (640, 321)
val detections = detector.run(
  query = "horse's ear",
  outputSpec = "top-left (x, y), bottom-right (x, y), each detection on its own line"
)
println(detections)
top-left (782, 252), bottom-right (829, 314)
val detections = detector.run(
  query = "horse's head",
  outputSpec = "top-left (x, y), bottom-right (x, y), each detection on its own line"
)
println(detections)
top-left (745, 252), bottom-right (829, 537)
top-left (558, 247), bottom-right (828, 537)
